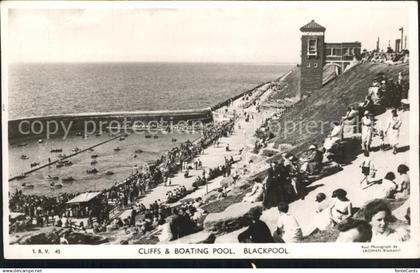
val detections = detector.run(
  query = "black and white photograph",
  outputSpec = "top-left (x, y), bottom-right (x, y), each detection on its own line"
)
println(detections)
top-left (1, 1), bottom-right (419, 259)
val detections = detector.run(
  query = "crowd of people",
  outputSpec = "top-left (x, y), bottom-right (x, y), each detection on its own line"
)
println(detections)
top-left (323, 71), bottom-right (408, 162)
top-left (361, 48), bottom-right (409, 65)
top-left (238, 69), bottom-right (411, 244)
top-left (8, 191), bottom-right (78, 232)
top-left (9, 65), bottom-right (411, 245)
top-left (165, 186), bottom-right (188, 203)
top-left (239, 170), bottom-right (410, 244)
top-left (9, 117), bottom-right (237, 238)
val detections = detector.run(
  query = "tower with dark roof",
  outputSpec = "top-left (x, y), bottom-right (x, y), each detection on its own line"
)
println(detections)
top-left (300, 20), bottom-right (326, 92)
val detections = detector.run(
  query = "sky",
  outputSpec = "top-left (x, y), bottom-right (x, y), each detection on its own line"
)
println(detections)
top-left (6, 2), bottom-right (413, 63)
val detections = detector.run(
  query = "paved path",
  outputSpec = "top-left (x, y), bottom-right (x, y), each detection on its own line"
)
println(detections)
top-left (137, 77), bottom-right (282, 207)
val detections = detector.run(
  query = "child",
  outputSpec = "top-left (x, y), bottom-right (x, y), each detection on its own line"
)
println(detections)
top-left (359, 151), bottom-right (377, 187)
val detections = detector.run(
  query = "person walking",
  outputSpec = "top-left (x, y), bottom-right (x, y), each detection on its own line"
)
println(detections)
top-left (359, 150), bottom-right (377, 187)
top-left (361, 111), bottom-right (374, 152)
top-left (385, 109), bottom-right (402, 154)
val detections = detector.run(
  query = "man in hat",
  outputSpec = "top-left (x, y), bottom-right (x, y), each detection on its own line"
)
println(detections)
top-left (361, 110), bottom-right (374, 152)
top-left (238, 206), bottom-right (274, 243)
top-left (301, 145), bottom-right (323, 175)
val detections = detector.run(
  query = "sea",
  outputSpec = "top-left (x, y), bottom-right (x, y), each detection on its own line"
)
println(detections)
top-left (8, 62), bottom-right (293, 196)
top-left (8, 62), bottom-right (293, 119)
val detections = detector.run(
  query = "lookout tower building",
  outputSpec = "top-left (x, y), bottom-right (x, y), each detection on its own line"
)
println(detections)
top-left (299, 20), bottom-right (362, 93)
top-left (300, 20), bottom-right (326, 92)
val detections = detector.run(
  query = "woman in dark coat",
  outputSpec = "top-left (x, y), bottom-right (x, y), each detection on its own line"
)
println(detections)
top-left (263, 163), bottom-right (286, 209)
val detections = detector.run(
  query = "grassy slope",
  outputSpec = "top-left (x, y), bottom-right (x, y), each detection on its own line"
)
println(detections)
top-left (267, 66), bottom-right (300, 101)
top-left (272, 62), bottom-right (409, 154)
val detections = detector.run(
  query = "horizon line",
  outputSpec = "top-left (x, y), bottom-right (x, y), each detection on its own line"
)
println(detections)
top-left (9, 60), bottom-right (299, 65)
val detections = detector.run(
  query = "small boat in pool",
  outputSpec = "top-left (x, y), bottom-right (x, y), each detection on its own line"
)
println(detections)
top-left (56, 163), bottom-right (64, 168)
top-left (153, 135), bottom-right (159, 139)
top-left (63, 161), bottom-right (73, 166)
top-left (105, 170), bottom-right (114, 176)
top-left (62, 176), bottom-right (75, 183)
top-left (30, 162), bottom-right (40, 168)
top-left (172, 138), bottom-right (177, 142)
top-left (114, 147), bottom-right (121, 152)
top-left (119, 137), bottom-right (125, 141)
top-left (58, 154), bottom-right (67, 159)
top-left (50, 182), bottom-right (63, 189)
top-left (91, 154), bottom-right (98, 158)
top-left (145, 135), bottom-right (152, 139)
top-left (20, 155), bottom-right (29, 160)
top-left (38, 139), bottom-right (44, 144)
top-left (47, 175), bottom-right (59, 181)
top-left (87, 168), bottom-right (98, 174)
top-left (134, 149), bottom-right (143, 154)
top-left (91, 160), bottom-right (98, 165)
top-left (22, 183), bottom-right (34, 190)
top-left (88, 148), bottom-right (94, 152)
top-left (50, 148), bottom-right (63, 153)
top-left (72, 147), bottom-right (81, 153)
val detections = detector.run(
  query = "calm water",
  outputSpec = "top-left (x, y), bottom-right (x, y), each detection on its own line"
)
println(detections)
top-left (8, 62), bottom-right (292, 119)
top-left (9, 131), bottom-right (200, 197)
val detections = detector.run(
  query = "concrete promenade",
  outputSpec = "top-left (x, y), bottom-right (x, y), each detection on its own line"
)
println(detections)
top-left (137, 76), bottom-right (282, 207)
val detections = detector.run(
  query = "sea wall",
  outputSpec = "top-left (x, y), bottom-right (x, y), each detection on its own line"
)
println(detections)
top-left (8, 108), bottom-right (213, 140)
top-left (8, 72), bottom-right (289, 141)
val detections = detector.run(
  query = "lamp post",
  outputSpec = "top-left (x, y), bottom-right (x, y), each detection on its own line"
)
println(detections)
top-left (399, 27), bottom-right (404, 50)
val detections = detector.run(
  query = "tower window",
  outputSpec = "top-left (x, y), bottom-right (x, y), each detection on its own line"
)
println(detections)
top-left (314, 63), bottom-right (318, 68)
top-left (307, 39), bottom-right (318, 56)
top-left (306, 63), bottom-right (311, 68)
